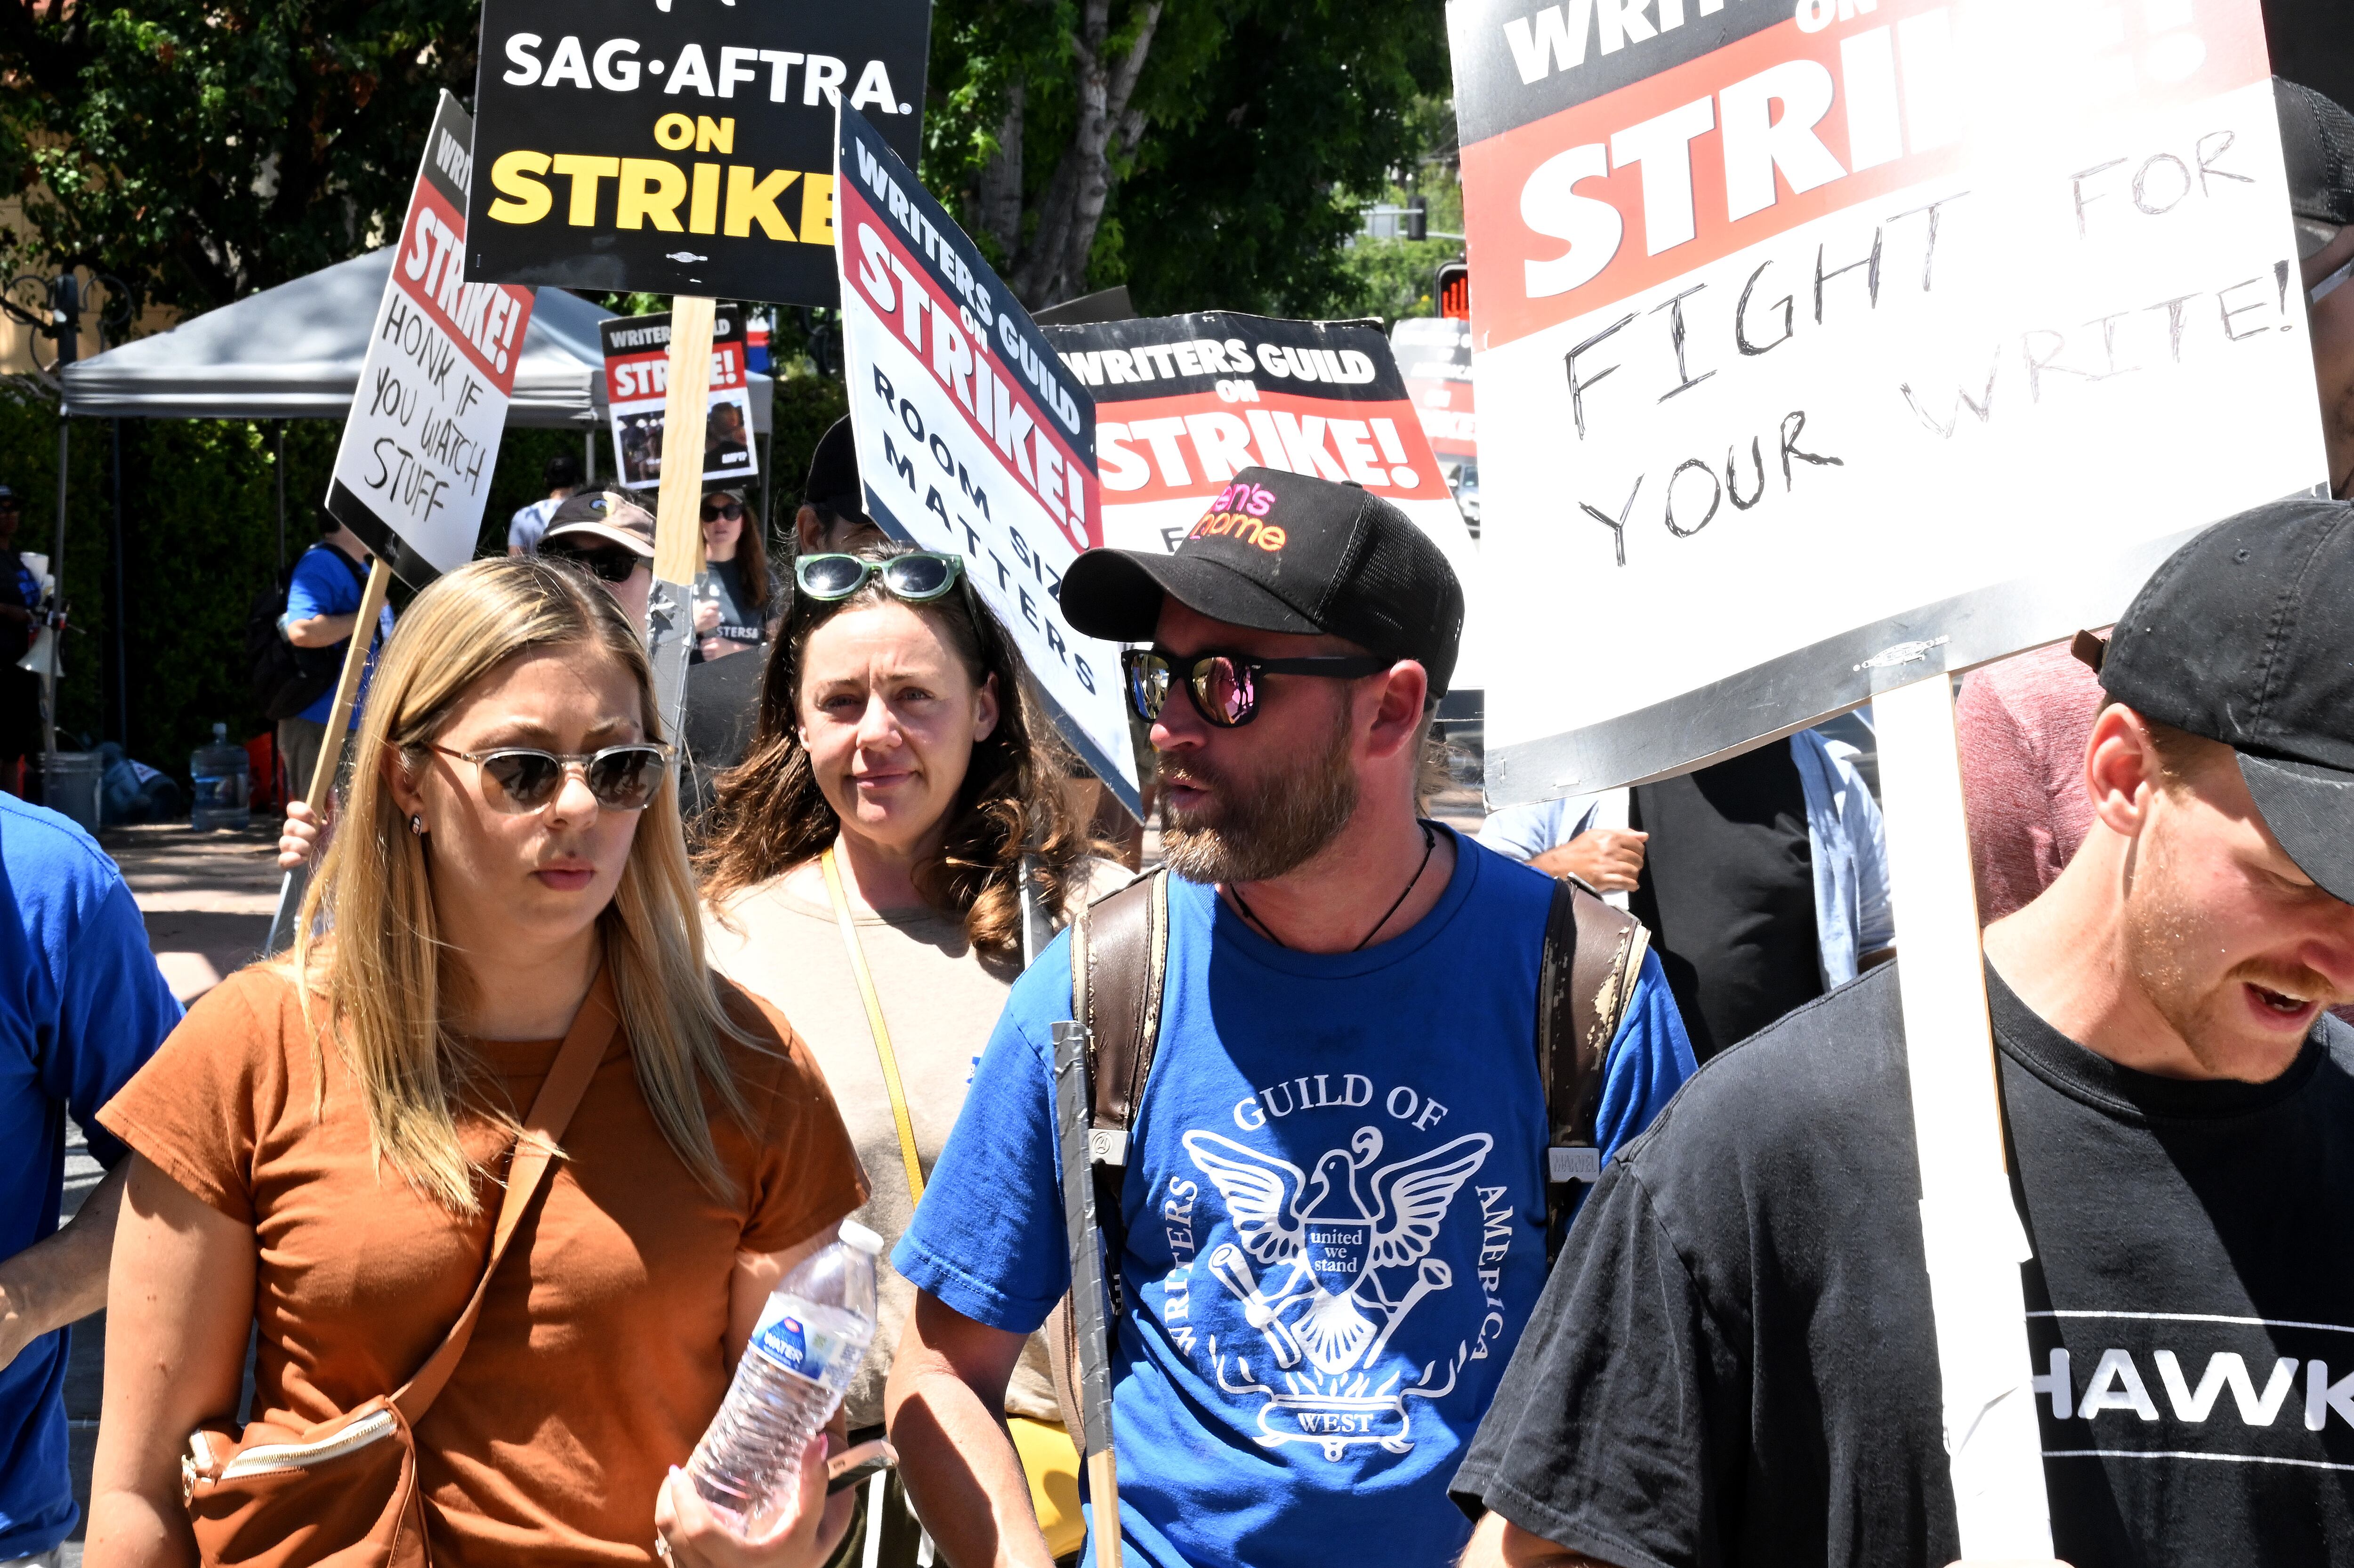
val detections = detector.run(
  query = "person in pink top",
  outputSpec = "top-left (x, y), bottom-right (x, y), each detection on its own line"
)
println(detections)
top-left (1957, 638), bottom-right (2104, 922)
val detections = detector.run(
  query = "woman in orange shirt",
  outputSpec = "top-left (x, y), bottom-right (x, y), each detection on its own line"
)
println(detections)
top-left (86, 557), bottom-right (869, 1568)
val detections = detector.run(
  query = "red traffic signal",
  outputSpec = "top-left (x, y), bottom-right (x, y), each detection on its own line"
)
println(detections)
top-left (1436, 259), bottom-right (1469, 321)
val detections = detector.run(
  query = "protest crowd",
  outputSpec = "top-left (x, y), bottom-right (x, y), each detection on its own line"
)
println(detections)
top-left (3, 7), bottom-right (2354, 1568)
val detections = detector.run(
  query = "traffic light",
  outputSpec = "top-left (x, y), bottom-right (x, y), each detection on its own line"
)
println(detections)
top-left (1406, 195), bottom-right (1428, 242)
top-left (1437, 259), bottom-right (1469, 321)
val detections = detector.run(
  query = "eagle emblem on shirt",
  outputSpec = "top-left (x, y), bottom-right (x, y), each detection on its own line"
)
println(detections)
top-left (1182, 1123), bottom-right (1493, 1456)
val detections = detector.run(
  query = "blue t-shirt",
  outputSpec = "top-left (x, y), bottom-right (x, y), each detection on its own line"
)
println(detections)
top-left (0, 795), bottom-right (183, 1556)
top-left (895, 834), bottom-right (1696, 1568)
top-left (281, 544), bottom-right (393, 727)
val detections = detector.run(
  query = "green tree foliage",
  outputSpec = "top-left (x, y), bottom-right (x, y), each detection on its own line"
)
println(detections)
top-left (924, 0), bottom-right (1451, 318)
top-left (0, 0), bottom-right (478, 314)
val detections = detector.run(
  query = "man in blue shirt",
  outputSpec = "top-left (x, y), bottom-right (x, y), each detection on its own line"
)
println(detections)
top-left (885, 470), bottom-right (1696, 1568)
top-left (0, 794), bottom-right (182, 1562)
top-left (275, 513), bottom-right (392, 802)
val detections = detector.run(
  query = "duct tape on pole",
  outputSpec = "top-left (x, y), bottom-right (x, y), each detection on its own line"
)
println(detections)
top-left (1051, 1018), bottom-right (1123, 1568)
top-left (646, 294), bottom-right (717, 753)
top-left (1446, 0), bottom-right (2323, 1551)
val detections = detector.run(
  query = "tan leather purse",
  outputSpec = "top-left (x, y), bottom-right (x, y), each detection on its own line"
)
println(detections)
top-left (179, 980), bottom-right (618, 1568)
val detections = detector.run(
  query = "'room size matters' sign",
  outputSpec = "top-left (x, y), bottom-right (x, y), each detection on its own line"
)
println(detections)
top-left (464, 0), bottom-right (931, 305)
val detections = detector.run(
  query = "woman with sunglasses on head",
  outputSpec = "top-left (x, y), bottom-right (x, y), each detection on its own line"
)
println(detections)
top-left (694, 489), bottom-right (780, 664)
top-left (697, 540), bottom-right (1126, 1567)
top-left (88, 557), bottom-right (871, 1568)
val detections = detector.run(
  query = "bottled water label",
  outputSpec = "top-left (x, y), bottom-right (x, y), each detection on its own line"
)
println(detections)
top-left (750, 1311), bottom-right (851, 1384)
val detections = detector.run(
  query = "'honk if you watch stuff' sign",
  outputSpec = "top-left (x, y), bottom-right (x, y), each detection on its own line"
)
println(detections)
top-left (463, 0), bottom-right (932, 306)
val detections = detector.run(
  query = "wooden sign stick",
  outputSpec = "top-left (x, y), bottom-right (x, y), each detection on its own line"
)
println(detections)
top-left (265, 555), bottom-right (393, 955)
top-left (1873, 666), bottom-right (2055, 1558)
top-left (645, 295), bottom-right (716, 748)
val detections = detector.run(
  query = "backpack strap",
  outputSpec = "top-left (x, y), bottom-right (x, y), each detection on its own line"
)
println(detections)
top-left (1536, 876), bottom-right (1651, 1262)
top-left (1048, 869), bottom-right (1169, 1450)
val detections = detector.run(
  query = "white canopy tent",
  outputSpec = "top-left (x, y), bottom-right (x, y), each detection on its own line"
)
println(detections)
top-left (38, 246), bottom-right (778, 778)
top-left (57, 244), bottom-right (775, 433)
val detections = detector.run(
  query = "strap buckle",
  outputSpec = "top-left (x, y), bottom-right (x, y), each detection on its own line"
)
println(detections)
top-left (1548, 1145), bottom-right (1600, 1184)
top-left (1090, 1128), bottom-right (1129, 1167)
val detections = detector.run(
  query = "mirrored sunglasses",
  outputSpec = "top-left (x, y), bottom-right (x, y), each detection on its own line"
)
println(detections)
top-left (429, 742), bottom-right (676, 812)
top-left (795, 551), bottom-right (964, 603)
top-left (1121, 647), bottom-right (1390, 729)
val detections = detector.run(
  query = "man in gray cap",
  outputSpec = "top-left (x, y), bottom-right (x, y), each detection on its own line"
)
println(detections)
top-left (1457, 497), bottom-right (2354, 1566)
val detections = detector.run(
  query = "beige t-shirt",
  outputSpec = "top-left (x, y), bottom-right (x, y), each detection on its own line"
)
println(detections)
top-left (704, 859), bottom-right (1129, 1430)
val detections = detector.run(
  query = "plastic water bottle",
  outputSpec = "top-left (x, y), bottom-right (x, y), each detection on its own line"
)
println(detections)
top-left (687, 1222), bottom-right (883, 1536)
top-left (189, 724), bottom-right (251, 831)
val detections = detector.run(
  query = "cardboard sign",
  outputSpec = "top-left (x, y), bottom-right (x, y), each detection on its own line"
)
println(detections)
top-left (1044, 312), bottom-right (1490, 689)
top-left (466, 0), bottom-right (930, 304)
top-left (833, 105), bottom-right (1142, 816)
top-left (600, 307), bottom-right (758, 490)
top-left (1390, 315), bottom-right (1478, 463)
top-left (1448, 0), bottom-right (2325, 806)
top-left (328, 94), bottom-right (535, 584)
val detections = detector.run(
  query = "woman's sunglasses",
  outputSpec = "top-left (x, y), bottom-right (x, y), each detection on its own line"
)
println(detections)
top-left (430, 742), bottom-right (676, 812)
top-left (543, 541), bottom-right (646, 585)
top-left (701, 499), bottom-right (745, 522)
top-left (1121, 647), bottom-right (1390, 729)
top-left (795, 552), bottom-right (964, 603)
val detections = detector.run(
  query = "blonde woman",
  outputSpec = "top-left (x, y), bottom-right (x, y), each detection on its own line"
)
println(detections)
top-left (86, 558), bottom-right (869, 1568)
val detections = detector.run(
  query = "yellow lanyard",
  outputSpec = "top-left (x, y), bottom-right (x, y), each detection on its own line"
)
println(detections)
top-left (820, 846), bottom-right (927, 1204)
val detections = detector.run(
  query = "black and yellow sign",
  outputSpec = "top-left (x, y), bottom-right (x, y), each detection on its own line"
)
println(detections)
top-left (464, 0), bottom-right (931, 305)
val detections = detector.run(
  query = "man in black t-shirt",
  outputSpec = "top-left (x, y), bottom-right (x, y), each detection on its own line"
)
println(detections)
top-left (1453, 497), bottom-right (2354, 1568)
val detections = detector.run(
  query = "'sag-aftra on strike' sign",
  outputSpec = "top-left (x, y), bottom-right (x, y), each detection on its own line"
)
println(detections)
top-left (833, 105), bottom-right (1142, 815)
top-left (465, 0), bottom-right (931, 304)
top-left (329, 93), bottom-right (534, 585)
top-left (1450, 0), bottom-right (2325, 806)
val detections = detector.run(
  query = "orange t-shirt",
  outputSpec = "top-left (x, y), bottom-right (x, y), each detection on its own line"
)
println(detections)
top-left (98, 965), bottom-right (869, 1568)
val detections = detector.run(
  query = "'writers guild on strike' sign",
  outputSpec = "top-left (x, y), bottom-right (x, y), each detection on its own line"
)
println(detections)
top-left (462, 0), bottom-right (932, 305)
top-left (330, 92), bottom-right (534, 583)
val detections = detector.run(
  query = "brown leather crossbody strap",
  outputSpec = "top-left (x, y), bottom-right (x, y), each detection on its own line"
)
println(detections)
top-left (1536, 878), bottom-right (1649, 1255)
top-left (1077, 868), bottom-right (1169, 1163)
top-left (391, 971), bottom-right (618, 1424)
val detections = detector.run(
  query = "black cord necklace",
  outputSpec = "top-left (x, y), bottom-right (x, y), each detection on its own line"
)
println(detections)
top-left (1228, 821), bottom-right (1439, 953)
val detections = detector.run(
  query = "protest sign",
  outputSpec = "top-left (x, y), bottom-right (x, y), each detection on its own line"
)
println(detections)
top-left (327, 92), bottom-right (534, 583)
top-left (833, 105), bottom-right (1141, 817)
top-left (1451, 0), bottom-right (2322, 803)
top-left (1450, 2), bottom-right (2326, 1554)
top-left (1043, 312), bottom-right (1489, 688)
top-left (1390, 314), bottom-right (1478, 466)
top-left (465, 0), bottom-right (930, 305)
top-left (600, 307), bottom-right (758, 490)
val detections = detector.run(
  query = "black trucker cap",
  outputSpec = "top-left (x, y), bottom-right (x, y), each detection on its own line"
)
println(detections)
top-left (804, 417), bottom-right (864, 518)
top-left (2276, 77), bottom-right (2354, 259)
top-left (2100, 495), bottom-right (2354, 901)
top-left (1061, 468), bottom-right (1465, 697)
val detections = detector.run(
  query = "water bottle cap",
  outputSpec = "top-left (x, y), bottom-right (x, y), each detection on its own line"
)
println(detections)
top-left (838, 1220), bottom-right (884, 1255)
top-left (212, 722), bottom-right (227, 740)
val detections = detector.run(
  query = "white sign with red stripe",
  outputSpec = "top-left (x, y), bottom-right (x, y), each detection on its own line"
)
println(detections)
top-left (1451, 0), bottom-right (2326, 802)
top-left (1045, 312), bottom-right (1491, 690)
top-left (328, 93), bottom-right (534, 581)
top-left (832, 104), bottom-right (1140, 813)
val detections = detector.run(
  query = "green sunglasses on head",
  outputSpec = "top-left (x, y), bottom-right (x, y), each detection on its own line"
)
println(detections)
top-left (794, 551), bottom-right (965, 604)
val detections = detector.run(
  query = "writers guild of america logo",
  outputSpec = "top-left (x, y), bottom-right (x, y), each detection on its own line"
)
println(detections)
top-left (1185, 1125), bottom-right (1491, 1460)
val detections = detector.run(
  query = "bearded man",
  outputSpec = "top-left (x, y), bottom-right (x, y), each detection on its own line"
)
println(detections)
top-left (880, 469), bottom-right (1696, 1568)
top-left (1456, 497), bottom-right (2354, 1568)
